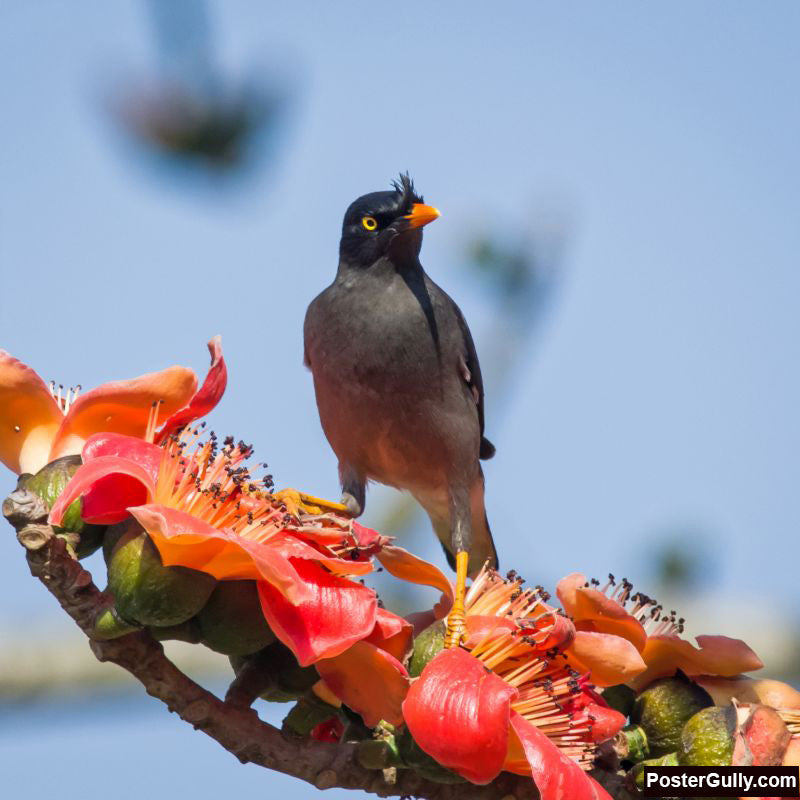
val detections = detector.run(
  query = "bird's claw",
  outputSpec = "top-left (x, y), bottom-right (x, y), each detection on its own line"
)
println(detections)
top-left (339, 491), bottom-right (363, 517)
top-left (273, 489), bottom-right (349, 517)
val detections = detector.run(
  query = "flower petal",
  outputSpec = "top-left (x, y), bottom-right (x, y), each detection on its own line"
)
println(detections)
top-left (508, 712), bottom-right (612, 800)
top-left (258, 560), bottom-right (378, 666)
top-left (155, 336), bottom-right (227, 443)
top-left (129, 504), bottom-right (308, 604)
top-left (351, 521), bottom-right (385, 551)
top-left (732, 704), bottom-right (791, 767)
top-left (782, 736), bottom-right (800, 767)
top-left (464, 611), bottom-right (575, 653)
top-left (366, 608), bottom-right (414, 662)
top-left (463, 614), bottom-right (518, 649)
top-left (555, 572), bottom-right (586, 617)
top-left (271, 532), bottom-right (374, 577)
top-left (82, 432), bottom-right (163, 473)
top-left (565, 630), bottom-right (647, 688)
top-left (309, 718), bottom-right (345, 743)
top-left (376, 544), bottom-right (454, 607)
top-left (557, 573), bottom-right (646, 651)
top-left (49, 364), bottom-right (198, 461)
top-left (77, 433), bottom-right (165, 523)
top-left (49, 455), bottom-right (156, 526)
top-left (0, 350), bottom-right (62, 474)
top-left (584, 703), bottom-right (627, 743)
top-left (693, 634), bottom-right (764, 675)
top-left (695, 676), bottom-right (800, 710)
top-left (316, 641), bottom-right (410, 727)
top-left (633, 634), bottom-right (763, 689)
top-left (402, 648), bottom-right (517, 784)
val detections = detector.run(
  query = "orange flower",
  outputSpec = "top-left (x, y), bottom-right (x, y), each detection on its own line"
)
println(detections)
top-left (556, 573), bottom-right (763, 689)
top-left (0, 337), bottom-right (226, 476)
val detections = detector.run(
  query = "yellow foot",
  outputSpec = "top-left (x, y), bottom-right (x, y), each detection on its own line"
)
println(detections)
top-left (273, 488), bottom-right (349, 517)
top-left (444, 551), bottom-right (470, 648)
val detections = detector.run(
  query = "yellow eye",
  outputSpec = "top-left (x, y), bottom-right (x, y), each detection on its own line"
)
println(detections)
top-left (361, 215), bottom-right (378, 231)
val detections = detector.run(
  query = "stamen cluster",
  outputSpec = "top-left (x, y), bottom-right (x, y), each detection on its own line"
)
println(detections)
top-left (465, 569), bottom-right (602, 767)
top-left (150, 425), bottom-right (361, 558)
top-left (584, 573), bottom-right (686, 635)
top-left (48, 381), bottom-right (82, 414)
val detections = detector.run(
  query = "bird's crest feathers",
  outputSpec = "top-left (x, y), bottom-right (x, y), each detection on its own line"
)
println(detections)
top-left (391, 172), bottom-right (423, 211)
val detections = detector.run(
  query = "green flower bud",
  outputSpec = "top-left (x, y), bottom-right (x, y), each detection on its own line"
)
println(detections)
top-left (602, 684), bottom-right (636, 718)
top-left (196, 580), bottom-right (275, 656)
top-left (631, 671), bottom-right (713, 757)
top-left (148, 618), bottom-right (202, 644)
top-left (678, 705), bottom-right (736, 767)
top-left (408, 620), bottom-right (445, 677)
top-left (92, 606), bottom-right (141, 640)
top-left (284, 693), bottom-right (339, 736)
top-left (107, 521), bottom-right (216, 627)
top-left (617, 724), bottom-right (650, 763)
top-left (19, 456), bottom-right (106, 558)
top-left (631, 752), bottom-right (678, 790)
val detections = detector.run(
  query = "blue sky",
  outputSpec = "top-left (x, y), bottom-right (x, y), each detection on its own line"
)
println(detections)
top-left (1, 2), bottom-right (799, 798)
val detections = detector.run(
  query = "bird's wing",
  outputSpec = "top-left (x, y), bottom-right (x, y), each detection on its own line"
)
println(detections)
top-left (452, 302), bottom-right (496, 460)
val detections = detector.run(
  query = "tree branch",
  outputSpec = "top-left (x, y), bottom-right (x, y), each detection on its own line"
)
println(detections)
top-left (5, 489), bottom-right (559, 800)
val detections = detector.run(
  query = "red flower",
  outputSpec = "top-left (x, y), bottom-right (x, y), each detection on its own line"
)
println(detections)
top-left (303, 542), bottom-right (458, 728)
top-left (50, 428), bottom-right (381, 665)
top-left (315, 608), bottom-right (413, 727)
top-left (310, 718), bottom-right (345, 743)
top-left (0, 337), bottom-right (226, 476)
top-left (402, 569), bottom-right (624, 798)
top-left (404, 650), bottom-right (614, 799)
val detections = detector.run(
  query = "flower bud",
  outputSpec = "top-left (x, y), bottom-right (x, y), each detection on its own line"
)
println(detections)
top-left (107, 520), bottom-right (216, 627)
top-left (92, 606), bottom-right (141, 640)
top-left (283, 693), bottom-right (340, 736)
top-left (20, 456), bottom-right (106, 558)
top-left (195, 580), bottom-right (275, 656)
top-left (631, 671), bottom-right (713, 757)
top-left (631, 752), bottom-right (678, 790)
top-left (677, 705), bottom-right (736, 767)
top-left (602, 684), bottom-right (636, 718)
top-left (408, 620), bottom-right (445, 677)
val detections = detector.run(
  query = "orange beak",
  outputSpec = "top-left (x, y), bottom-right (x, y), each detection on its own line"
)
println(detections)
top-left (404, 203), bottom-right (441, 229)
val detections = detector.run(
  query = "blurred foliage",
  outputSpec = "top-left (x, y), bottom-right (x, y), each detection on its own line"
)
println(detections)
top-left (111, 81), bottom-right (284, 170)
top-left (644, 527), bottom-right (715, 595)
top-left (105, 0), bottom-right (291, 180)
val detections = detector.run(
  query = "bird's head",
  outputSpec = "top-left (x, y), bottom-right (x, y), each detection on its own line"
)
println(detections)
top-left (339, 174), bottom-right (440, 268)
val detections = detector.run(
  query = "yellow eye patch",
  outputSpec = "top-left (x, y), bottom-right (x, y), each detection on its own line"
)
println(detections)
top-left (361, 215), bottom-right (378, 231)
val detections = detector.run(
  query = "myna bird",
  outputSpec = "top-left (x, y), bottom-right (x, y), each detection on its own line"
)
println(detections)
top-left (302, 174), bottom-right (497, 647)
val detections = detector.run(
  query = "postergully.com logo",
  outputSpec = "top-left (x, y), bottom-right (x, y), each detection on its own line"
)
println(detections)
top-left (642, 766), bottom-right (799, 797)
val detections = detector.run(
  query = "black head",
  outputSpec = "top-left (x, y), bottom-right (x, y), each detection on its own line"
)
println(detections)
top-left (339, 174), bottom-right (440, 268)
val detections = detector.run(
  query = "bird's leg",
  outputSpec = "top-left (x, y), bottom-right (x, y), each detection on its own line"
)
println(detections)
top-left (339, 463), bottom-right (366, 517)
top-left (444, 488), bottom-right (471, 648)
top-left (272, 489), bottom-right (349, 517)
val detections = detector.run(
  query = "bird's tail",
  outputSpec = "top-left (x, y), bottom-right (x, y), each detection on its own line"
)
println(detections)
top-left (415, 470), bottom-right (498, 578)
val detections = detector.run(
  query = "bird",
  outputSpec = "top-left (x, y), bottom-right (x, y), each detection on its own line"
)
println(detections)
top-left (302, 174), bottom-right (496, 647)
